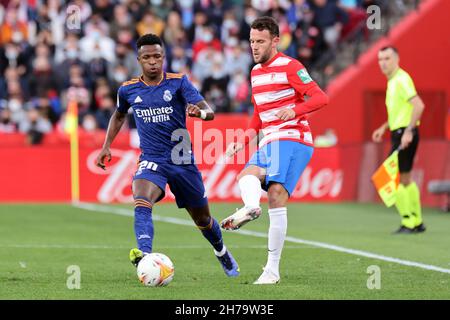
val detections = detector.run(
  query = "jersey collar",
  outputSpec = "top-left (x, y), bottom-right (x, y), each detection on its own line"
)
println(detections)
top-left (261, 51), bottom-right (282, 68)
top-left (140, 72), bottom-right (165, 86)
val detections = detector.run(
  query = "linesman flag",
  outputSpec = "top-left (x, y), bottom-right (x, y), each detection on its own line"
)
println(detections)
top-left (64, 100), bottom-right (80, 203)
top-left (371, 150), bottom-right (400, 207)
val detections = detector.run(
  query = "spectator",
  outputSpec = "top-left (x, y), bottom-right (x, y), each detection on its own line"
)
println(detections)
top-left (178, 0), bottom-right (195, 29)
top-left (91, 0), bottom-right (114, 22)
top-left (84, 13), bottom-right (111, 39)
top-left (46, 0), bottom-right (65, 44)
top-left (187, 10), bottom-right (208, 43)
top-left (87, 43), bottom-right (109, 81)
top-left (227, 70), bottom-right (250, 113)
top-left (95, 96), bottom-right (115, 130)
top-left (191, 25), bottom-right (222, 62)
top-left (0, 41), bottom-right (32, 76)
top-left (220, 10), bottom-right (240, 44)
top-left (79, 16), bottom-right (115, 63)
top-left (116, 27), bottom-right (137, 48)
top-left (0, 107), bottom-right (16, 133)
top-left (109, 64), bottom-right (130, 92)
top-left (167, 45), bottom-right (192, 74)
top-left (0, 7), bottom-right (28, 45)
top-left (127, 0), bottom-right (146, 23)
top-left (204, 83), bottom-right (231, 113)
top-left (54, 32), bottom-right (81, 65)
top-left (33, 96), bottom-right (60, 126)
top-left (108, 42), bottom-right (140, 80)
top-left (149, 0), bottom-right (174, 22)
top-left (310, 0), bottom-right (349, 49)
top-left (18, 107), bottom-right (52, 145)
top-left (201, 0), bottom-right (230, 32)
top-left (110, 5), bottom-right (134, 40)
top-left (267, 7), bottom-right (292, 52)
top-left (163, 11), bottom-right (184, 48)
top-left (29, 55), bottom-right (58, 98)
top-left (136, 10), bottom-right (165, 38)
top-left (202, 53), bottom-right (230, 113)
top-left (81, 113), bottom-right (98, 132)
top-left (192, 45), bottom-right (220, 83)
top-left (238, 6), bottom-right (257, 42)
top-left (0, 66), bottom-right (30, 100)
top-left (93, 78), bottom-right (111, 107)
top-left (5, 80), bottom-right (29, 124)
top-left (223, 38), bottom-right (252, 76)
top-left (63, 75), bottom-right (91, 116)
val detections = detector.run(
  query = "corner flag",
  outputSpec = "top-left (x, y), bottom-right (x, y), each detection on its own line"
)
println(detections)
top-left (371, 150), bottom-right (400, 207)
top-left (65, 100), bottom-right (80, 203)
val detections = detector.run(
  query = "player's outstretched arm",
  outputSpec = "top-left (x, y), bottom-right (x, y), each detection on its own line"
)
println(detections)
top-left (96, 110), bottom-right (127, 170)
top-left (186, 100), bottom-right (214, 121)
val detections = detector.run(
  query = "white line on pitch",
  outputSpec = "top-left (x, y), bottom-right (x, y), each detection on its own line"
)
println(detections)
top-left (74, 202), bottom-right (450, 275)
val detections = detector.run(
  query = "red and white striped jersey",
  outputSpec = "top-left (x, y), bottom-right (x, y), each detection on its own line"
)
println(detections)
top-left (250, 52), bottom-right (319, 147)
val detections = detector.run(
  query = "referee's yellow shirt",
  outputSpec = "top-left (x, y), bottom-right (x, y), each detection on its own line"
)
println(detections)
top-left (385, 68), bottom-right (419, 131)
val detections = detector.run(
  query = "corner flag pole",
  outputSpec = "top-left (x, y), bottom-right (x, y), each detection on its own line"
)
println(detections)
top-left (65, 100), bottom-right (80, 203)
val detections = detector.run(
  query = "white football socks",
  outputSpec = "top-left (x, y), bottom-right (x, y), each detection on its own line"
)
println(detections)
top-left (238, 175), bottom-right (262, 209)
top-left (265, 207), bottom-right (287, 277)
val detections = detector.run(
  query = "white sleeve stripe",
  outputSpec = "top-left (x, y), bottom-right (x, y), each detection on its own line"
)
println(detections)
top-left (251, 72), bottom-right (288, 88)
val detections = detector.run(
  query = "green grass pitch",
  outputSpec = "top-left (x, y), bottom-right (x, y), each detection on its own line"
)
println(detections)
top-left (0, 202), bottom-right (449, 299)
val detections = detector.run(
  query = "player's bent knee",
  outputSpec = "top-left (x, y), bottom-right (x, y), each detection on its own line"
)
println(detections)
top-left (132, 179), bottom-right (163, 203)
top-left (186, 206), bottom-right (212, 228)
top-left (237, 169), bottom-right (254, 181)
top-left (267, 184), bottom-right (288, 207)
top-left (237, 167), bottom-right (264, 182)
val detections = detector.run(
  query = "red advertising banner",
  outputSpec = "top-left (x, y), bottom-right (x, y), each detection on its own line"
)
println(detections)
top-left (0, 145), bottom-right (350, 203)
top-left (80, 146), bottom-right (348, 203)
top-left (0, 115), bottom-right (447, 207)
top-left (0, 114), bottom-right (356, 203)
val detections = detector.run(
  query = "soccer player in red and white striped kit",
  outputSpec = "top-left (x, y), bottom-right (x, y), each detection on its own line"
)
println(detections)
top-left (222, 16), bottom-right (329, 284)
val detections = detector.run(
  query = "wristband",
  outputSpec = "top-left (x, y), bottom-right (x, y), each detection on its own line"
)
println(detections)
top-left (199, 109), bottom-right (207, 120)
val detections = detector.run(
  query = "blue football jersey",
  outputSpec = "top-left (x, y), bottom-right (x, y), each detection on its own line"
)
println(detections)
top-left (117, 73), bottom-right (204, 163)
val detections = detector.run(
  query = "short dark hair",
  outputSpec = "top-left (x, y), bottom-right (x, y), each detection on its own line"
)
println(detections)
top-left (136, 34), bottom-right (163, 50)
top-left (379, 46), bottom-right (398, 54)
top-left (250, 16), bottom-right (279, 37)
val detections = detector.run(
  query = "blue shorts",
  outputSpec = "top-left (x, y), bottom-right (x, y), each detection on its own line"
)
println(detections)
top-left (246, 140), bottom-right (314, 196)
top-left (133, 155), bottom-right (208, 209)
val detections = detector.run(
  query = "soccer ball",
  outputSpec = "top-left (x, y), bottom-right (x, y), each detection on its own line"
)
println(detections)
top-left (136, 253), bottom-right (174, 287)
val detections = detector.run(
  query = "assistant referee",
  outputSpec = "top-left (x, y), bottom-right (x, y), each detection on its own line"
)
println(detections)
top-left (372, 46), bottom-right (426, 234)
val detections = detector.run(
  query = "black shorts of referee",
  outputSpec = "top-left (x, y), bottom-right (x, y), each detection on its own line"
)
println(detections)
top-left (390, 127), bottom-right (419, 173)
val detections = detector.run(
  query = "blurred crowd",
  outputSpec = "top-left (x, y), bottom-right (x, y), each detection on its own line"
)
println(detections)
top-left (0, 0), bottom-right (386, 144)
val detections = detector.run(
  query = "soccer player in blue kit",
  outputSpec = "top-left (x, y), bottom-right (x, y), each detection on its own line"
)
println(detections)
top-left (95, 34), bottom-right (239, 277)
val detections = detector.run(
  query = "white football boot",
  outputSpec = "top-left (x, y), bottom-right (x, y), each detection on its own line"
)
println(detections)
top-left (220, 206), bottom-right (262, 230)
top-left (253, 267), bottom-right (280, 285)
